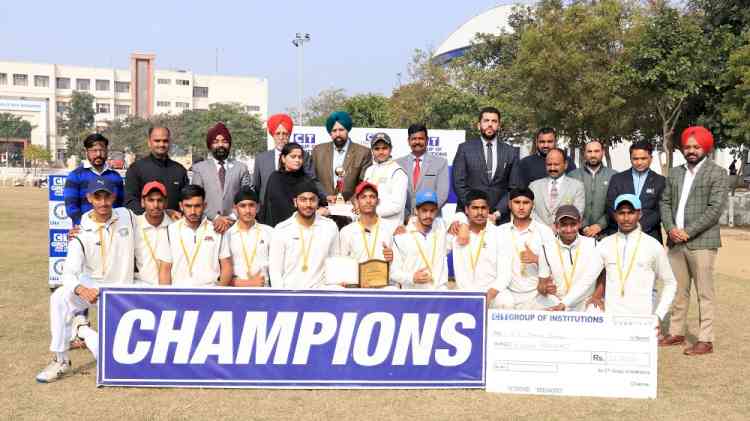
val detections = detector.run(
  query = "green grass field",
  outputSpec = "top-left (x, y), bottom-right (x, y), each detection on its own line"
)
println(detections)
top-left (1, 187), bottom-right (748, 420)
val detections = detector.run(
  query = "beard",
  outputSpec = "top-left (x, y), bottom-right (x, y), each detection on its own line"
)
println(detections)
top-left (480, 127), bottom-right (496, 140)
top-left (333, 137), bottom-right (347, 149)
top-left (211, 147), bottom-right (230, 161)
top-left (587, 158), bottom-right (601, 167)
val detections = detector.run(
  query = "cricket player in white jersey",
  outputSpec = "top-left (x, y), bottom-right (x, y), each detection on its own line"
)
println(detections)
top-left (338, 181), bottom-right (396, 265)
top-left (226, 188), bottom-right (273, 287)
top-left (269, 180), bottom-right (339, 288)
top-left (362, 132), bottom-right (409, 226)
top-left (537, 205), bottom-right (602, 312)
top-left (392, 189), bottom-right (449, 289)
top-left (36, 177), bottom-right (136, 383)
top-left (551, 194), bottom-right (677, 329)
top-left (495, 187), bottom-right (556, 309)
top-left (134, 181), bottom-right (172, 285)
top-left (157, 184), bottom-right (232, 286)
top-left (449, 189), bottom-right (510, 307)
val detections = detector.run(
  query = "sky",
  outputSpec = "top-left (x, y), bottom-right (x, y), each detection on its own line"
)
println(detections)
top-left (0, 0), bottom-right (518, 114)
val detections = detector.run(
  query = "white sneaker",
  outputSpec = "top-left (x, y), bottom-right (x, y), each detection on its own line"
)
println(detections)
top-left (35, 357), bottom-right (71, 383)
top-left (70, 314), bottom-right (90, 342)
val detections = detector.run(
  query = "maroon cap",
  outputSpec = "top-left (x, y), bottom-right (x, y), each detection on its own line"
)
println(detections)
top-left (354, 181), bottom-right (378, 198)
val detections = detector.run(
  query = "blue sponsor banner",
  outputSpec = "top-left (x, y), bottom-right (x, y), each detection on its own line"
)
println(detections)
top-left (48, 175), bottom-right (66, 201)
top-left (49, 229), bottom-right (69, 257)
top-left (97, 288), bottom-right (486, 389)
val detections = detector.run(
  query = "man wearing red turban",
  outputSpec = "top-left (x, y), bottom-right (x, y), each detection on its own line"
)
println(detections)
top-left (191, 122), bottom-right (251, 234)
top-left (252, 113), bottom-right (317, 210)
top-left (659, 126), bottom-right (728, 356)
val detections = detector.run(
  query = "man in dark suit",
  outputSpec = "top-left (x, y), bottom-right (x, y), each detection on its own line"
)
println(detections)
top-left (452, 106), bottom-right (521, 224)
top-left (518, 127), bottom-right (577, 187)
top-left (252, 113), bottom-right (316, 208)
top-left (605, 141), bottom-right (665, 242)
top-left (310, 111), bottom-right (371, 203)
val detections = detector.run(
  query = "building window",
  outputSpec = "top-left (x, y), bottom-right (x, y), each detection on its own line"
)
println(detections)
top-left (115, 81), bottom-right (130, 93)
top-left (176, 79), bottom-right (190, 86)
top-left (96, 103), bottom-right (111, 114)
top-left (56, 102), bottom-right (68, 114)
top-left (96, 79), bottom-right (110, 91)
top-left (76, 79), bottom-right (90, 91)
top-left (34, 75), bottom-right (50, 88)
top-left (175, 102), bottom-right (190, 109)
top-left (193, 86), bottom-right (208, 97)
top-left (157, 101), bottom-right (171, 107)
top-left (13, 74), bottom-right (28, 86)
top-left (115, 104), bottom-right (130, 115)
top-left (157, 78), bottom-right (171, 85)
top-left (56, 77), bottom-right (70, 89)
top-left (244, 105), bottom-right (261, 112)
top-left (0, 73), bottom-right (7, 85)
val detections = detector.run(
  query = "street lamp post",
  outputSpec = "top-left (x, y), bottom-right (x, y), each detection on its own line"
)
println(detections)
top-left (292, 32), bottom-right (311, 122)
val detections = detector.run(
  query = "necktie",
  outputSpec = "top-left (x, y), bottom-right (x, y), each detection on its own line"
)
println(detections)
top-left (413, 157), bottom-right (421, 191)
top-left (218, 161), bottom-right (226, 192)
top-left (486, 142), bottom-right (493, 179)
top-left (550, 179), bottom-right (559, 210)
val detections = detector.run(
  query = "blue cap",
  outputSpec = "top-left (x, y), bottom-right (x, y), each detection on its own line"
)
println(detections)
top-left (415, 189), bottom-right (438, 207)
top-left (86, 176), bottom-right (115, 195)
top-left (614, 193), bottom-right (641, 210)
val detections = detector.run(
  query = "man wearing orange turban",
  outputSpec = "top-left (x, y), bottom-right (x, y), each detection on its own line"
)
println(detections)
top-left (659, 126), bottom-right (728, 356)
top-left (252, 113), bottom-right (317, 209)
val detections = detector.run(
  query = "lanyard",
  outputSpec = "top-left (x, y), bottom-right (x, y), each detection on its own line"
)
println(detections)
top-left (411, 230), bottom-right (437, 274)
top-left (556, 239), bottom-right (581, 292)
top-left (298, 225), bottom-right (313, 272)
top-left (614, 231), bottom-right (643, 297)
top-left (468, 229), bottom-right (486, 273)
top-left (141, 227), bottom-right (159, 267)
top-left (97, 220), bottom-right (117, 276)
top-left (179, 220), bottom-right (207, 276)
top-left (239, 225), bottom-right (261, 277)
top-left (359, 219), bottom-right (380, 260)
top-left (511, 229), bottom-right (528, 277)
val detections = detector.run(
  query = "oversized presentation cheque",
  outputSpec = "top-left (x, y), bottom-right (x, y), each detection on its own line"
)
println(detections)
top-left (486, 310), bottom-right (658, 399)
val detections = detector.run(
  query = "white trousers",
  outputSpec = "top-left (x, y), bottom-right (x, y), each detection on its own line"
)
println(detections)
top-left (48, 287), bottom-right (98, 359)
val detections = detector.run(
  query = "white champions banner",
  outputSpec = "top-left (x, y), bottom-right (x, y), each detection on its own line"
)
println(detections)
top-left (486, 310), bottom-right (658, 399)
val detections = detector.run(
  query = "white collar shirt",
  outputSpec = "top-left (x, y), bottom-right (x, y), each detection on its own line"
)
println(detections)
top-left (157, 218), bottom-right (230, 287)
top-left (539, 235), bottom-right (598, 311)
top-left (269, 213), bottom-right (339, 289)
top-left (451, 222), bottom-right (502, 293)
top-left (134, 213), bottom-right (173, 285)
top-left (563, 228), bottom-right (677, 320)
top-left (363, 160), bottom-right (408, 225)
top-left (338, 218), bottom-right (397, 263)
top-left (331, 140), bottom-right (350, 183)
top-left (62, 207), bottom-right (136, 294)
top-left (675, 158), bottom-right (707, 229)
top-left (83, 160), bottom-right (112, 175)
top-left (226, 222), bottom-right (273, 283)
top-left (482, 137), bottom-right (498, 178)
top-left (391, 218), bottom-right (449, 290)
top-left (496, 219), bottom-right (554, 305)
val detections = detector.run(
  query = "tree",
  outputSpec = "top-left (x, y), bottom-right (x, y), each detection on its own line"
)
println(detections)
top-left (103, 113), bottom-right (183, 157)
top-left (620, 4), bottom-right (712, 172)
top-left (509, 0), bottom-right (638, 153)
top-left (23, 144), bottom-right (51, 176)
top-left (343, 94), bottom-right (390, 128)
top-left (0, 112), bottom-right (33, 140)
top-left (59, 91), bottom-right (95, 157)
top-left (289, 88), bottom-right (348, 126)
top-left (181, 103), bottom-right (265, 157)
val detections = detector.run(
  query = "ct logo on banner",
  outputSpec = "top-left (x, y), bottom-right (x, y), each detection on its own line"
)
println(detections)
top-left (48, 175), bottom-right (66, 201)
top-left (97, 288), bottom-right (486, 389)
top-left (49, 229), bottom-right (69, 257)
top-left (49, 202), bottom-right (72, 229)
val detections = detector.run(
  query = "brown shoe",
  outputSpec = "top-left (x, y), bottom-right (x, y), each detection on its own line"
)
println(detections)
top-left (658, 335), bottom-right (685, 347)
top-left (684, 341), bottom-right (713, 356)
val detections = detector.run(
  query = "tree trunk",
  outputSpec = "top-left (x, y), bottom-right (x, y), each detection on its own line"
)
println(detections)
top-left (663, 124), bottom-right (673, 175)
top-left (604, 145), bottom-right (612, 168)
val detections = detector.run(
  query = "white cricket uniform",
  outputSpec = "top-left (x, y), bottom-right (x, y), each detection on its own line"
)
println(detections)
top-left (495, 219), bottom-right (555, 309)
top-left (450, 222), bottom-right (511, 307)
top-left (226, 222), bottom-right (273, 284)
top-left (392, 218), bottom-right (449, 289)
top-left (338, 218), bottom-right (398, 263)
top-left (363, 159), bottom-right (409, 226)
top-left (134, 213), bottom-right (173, 286)
top-left (563, 228), bottom-right (677, 320)
top-left (539, 235), bottom-right (599, 312)
top-left (157, 217), bottom-right (231, 287)
top-left (269, 213), bottom-right (339, 289)
top-left (49, 207), bottom-right (136, 354)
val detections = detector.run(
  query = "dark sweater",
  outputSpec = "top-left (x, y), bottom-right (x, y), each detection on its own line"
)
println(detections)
top-left (124, 154), bottom-right (189, 213)
top-left (260, 170), bottom-right (327, 227)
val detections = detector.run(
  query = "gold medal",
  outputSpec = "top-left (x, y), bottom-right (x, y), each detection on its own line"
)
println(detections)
top-left (615, 232), bottom-right (642, 297)
top-left (298, 225), bottom-right (313, 273)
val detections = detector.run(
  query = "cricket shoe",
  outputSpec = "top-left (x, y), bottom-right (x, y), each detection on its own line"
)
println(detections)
top-left (35, 357), bottom-right (72, 383)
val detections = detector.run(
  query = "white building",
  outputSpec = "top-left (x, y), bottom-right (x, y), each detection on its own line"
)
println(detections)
top-left (0, 53), bottom-right (268, 161)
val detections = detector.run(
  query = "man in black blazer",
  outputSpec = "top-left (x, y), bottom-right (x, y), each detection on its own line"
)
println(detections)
top-left (605, 141), bottom-right (666, 242)
top-left (452, 106), bottom-right (521, 224)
